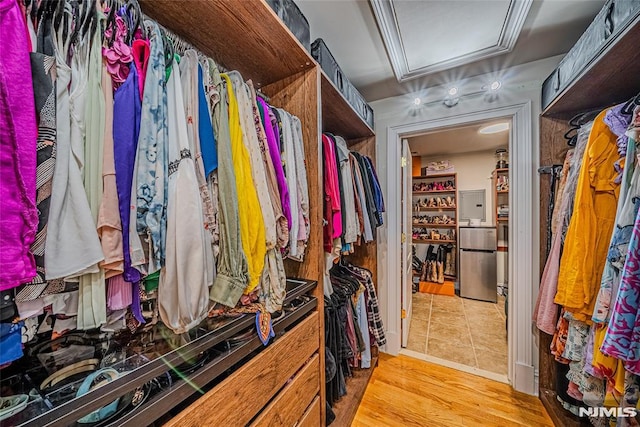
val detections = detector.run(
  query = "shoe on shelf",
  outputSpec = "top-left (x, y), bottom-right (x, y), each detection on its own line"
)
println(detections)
top-left (445, 196), bottom-right (455, 207)
top-left (427, 197), bottom-right (436, 207)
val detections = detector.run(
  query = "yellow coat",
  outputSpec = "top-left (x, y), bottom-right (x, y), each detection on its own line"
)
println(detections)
top-left (555, 110), bottom-right (620, 323)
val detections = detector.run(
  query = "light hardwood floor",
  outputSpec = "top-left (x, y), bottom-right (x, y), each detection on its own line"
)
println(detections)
top-left (352, 353), bottom-right (553, 427)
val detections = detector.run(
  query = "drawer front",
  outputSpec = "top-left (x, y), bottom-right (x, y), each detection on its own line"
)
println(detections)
top-left (251, 355), bottom-right (320, 426)
top-left (297, 396), bottom-right (321, 427)
top-left (166, 312), bottom-right (319, 427)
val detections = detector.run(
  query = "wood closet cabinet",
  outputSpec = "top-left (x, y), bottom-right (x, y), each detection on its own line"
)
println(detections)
top-left (133, 1), bottom-right (378, 426)
top-left (537, 5), bottom-right (640, 426)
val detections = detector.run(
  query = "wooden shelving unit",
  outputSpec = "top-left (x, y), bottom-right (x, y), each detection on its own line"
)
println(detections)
top-left (413, 239), bottom-right (457, 244)
top-left (412, 173), bottom-right (458, 282)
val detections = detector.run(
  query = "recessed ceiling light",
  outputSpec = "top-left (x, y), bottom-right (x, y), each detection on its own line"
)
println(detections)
top-left (447, 87), bottom-right (458, 97)
top-left (489, 80), bottom-right (501, 91)
top-left (479, 123), bottom-right (509, 134)
top-left (413, 97), bottom-right (421, 106)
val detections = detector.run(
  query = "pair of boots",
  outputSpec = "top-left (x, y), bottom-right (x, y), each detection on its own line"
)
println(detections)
top-left (444, 244), bottom-right (456, 277)
top-left (420, 245), bottom-right (445, 284)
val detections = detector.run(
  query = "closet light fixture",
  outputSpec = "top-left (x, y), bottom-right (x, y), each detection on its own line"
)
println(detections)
top-left (413, 97), bottom-right (422, 106)
top-left (479, 122), bottom-right (510, 134)
top-left (447, 87), bottom-right (458, 96)
top-left (488, 80), bottom-right (502, 91)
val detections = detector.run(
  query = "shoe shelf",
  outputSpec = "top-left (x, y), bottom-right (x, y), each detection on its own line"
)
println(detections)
top-left (413, 190), bottom-right (456, 194)
top-left (497, 190), bottom-right (509, 194)
top-left (415, 207), bottom-right (456, 211)
top-left (497, 217), bottom-right (509, 221)
top-left (413, 173), bottom-right (456, 179)
top-left (412, 224), bottom-right (457, 228)
top-left (412, 239), bottom-right (456, 244)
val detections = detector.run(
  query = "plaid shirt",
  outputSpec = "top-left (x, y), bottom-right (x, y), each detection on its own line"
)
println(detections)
top-left (350, 265), bottom-right (386, 346)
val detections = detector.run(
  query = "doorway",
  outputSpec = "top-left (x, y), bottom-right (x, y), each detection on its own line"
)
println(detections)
top-left (382, 100), bottom-right (538, 394)
top-left (401, 120), bottom-right (510, 382)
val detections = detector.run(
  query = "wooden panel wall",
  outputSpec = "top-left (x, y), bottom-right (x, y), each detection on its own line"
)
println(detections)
top-left (262, 68), bottom-right (325, 425)
top-left (346, 136), bottom-right (378, 287)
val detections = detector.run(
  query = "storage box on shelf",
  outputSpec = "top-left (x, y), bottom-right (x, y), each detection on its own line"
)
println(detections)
top-left (538, 3), bottom-right (640, 426)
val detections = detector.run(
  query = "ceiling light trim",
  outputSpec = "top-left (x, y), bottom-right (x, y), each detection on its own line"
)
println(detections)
top-left (370, 0), bottom-right (533, 82)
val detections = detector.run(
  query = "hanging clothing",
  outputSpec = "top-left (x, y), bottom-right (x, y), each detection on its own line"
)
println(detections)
top-left (77, 11), bottom-right (107, 330)
top-left (221, 72), bottom-right (265, 293)
top-left (323, 134), bottom-right (342, 252)
top-left (534, 123), bottom-right (591, 334)
top-left (19, 14), bottom-right (56, 298)
top-left (133, 21), bottom-right (168, 273)
top-left (555, 110), bottom-right (620, 323)
top-left (208, 66), bottom-right (249, 308)
top-left (229, 71), bottom-right (275, 251)
top-left (334, 137), bottom-right (358, 245)
top-left (179, 50), bottom-right (215, 288)
top-left (97, 60), bottom-right (124, 278)
top-left (290, 115), bottom-right (310, 260)
top-left (158, 58), bottom-right (209, 334)
top-left (0, 0), bottom-right (38, 290)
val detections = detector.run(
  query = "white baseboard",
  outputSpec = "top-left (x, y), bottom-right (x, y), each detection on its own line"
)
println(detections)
top-left (513, 362), bottom-right (536, 395)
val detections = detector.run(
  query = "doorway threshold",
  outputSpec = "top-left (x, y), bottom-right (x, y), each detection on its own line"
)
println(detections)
top-left (399, 348), bottom-right (509, 384)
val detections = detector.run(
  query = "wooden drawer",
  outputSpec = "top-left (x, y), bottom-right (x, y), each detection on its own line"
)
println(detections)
top-left (166, 312), bottom-right (319, 427)
top-left (251, 355), bottom-right (319, 426)
top-left (297, 396), bottom-right (321, 427)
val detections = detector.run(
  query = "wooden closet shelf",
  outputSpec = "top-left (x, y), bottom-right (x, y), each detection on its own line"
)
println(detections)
top-left (413, 173), bottom-right (457, 179)
top-left (320, 72), bottom-right (374, 139)
top-left (412, 190), bottom-right (456, 194)
top-left (414, 207), bottom-right (456, 211)
top-left (542, 15), bottom-right (640, 119)
top-left (497, 190), bottom-right (509, 194)
top-left (139, 0), bottom-right (315, 88)
top-left (413, 239), bottom-right (456, 244)
top-left (412, 223), bottom-right (457, 228)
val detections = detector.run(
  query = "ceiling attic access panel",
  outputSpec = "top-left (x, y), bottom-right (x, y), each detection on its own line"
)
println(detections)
top-left (139, 0), bottom-right (315, 87)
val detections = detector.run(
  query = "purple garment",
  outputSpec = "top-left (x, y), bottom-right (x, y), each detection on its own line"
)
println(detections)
top-left (605, 104), bottom-right (633, 183)
top-left (0, 0), bottom-right (38, 290)
top-left (258, 98), bottom-right (291, 228)
top-left (113, 65), bottom-right (144, 323)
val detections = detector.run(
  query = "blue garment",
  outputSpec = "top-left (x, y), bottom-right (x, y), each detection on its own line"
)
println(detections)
top-left (356, 292), bottom-right (371, 368)
top-left (113, 65), bottom-right (145, 324)
top-left (197, 64), bottom-right (217, 176)
top-left (0, 322), bottom-right (23, 365)
top-left (135, 21), bottom-right (169, 271)
top-left (363, 156), bottom-right (385, 225)
top-left (113, 65), bottom-right (141, 285)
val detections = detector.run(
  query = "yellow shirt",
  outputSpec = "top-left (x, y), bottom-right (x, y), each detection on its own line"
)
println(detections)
top-left (555, 110), bottom-right (620, 323)
top-left (221, 74), bottom-right (266, 293)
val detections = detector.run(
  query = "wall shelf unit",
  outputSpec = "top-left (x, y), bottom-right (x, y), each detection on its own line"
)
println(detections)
top-left (412, 173), bottom-right (458, 283)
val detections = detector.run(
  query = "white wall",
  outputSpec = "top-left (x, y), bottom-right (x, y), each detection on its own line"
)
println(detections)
top-left (372, 55), bottom-right (563, 390)
top-left (417, 150), bottom-right (500, 226)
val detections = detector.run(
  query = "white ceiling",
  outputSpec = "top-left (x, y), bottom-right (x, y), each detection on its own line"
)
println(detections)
top-left (371, 0), bottom-right (531, 81)
top-left (408, 120), bottom-right (510, 157)
top-left (296, 0), bottom-right (606, 101)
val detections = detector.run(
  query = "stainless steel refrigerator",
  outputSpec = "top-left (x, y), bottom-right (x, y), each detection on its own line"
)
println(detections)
top-left (459, 226), bottom-right (497, 303)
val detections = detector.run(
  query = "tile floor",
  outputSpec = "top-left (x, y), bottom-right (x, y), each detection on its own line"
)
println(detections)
top-left (406, 292), bottom-right (508, 376)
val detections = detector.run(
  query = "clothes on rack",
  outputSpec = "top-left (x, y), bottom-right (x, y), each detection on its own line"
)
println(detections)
top-left (2, 0), bottom-right (311, 342)
top-left (324, 260), bottom-right (385, 419)
top-left (534, 101), bottom-right (640, 423)
top-left (322, 133), bottom-right (384, 256)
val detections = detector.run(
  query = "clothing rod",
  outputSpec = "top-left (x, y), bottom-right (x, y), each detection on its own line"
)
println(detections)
top-left (538, 165), bottom-right (563, 174)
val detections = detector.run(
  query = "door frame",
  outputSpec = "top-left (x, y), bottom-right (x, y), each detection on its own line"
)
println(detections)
top-left (400, 139), bottom-right (412, 347)
top-left (383, 101), bottom-right (537, 395)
